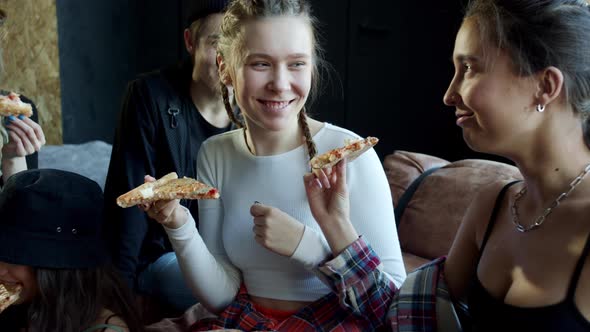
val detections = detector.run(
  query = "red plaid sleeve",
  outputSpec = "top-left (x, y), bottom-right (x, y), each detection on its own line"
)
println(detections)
top-left (317, 237), bottom-right (398, 331)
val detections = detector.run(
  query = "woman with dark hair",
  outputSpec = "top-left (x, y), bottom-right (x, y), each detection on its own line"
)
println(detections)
top-left (0, 169), bottom-right (143, 332)
top-left (443, 0), bottom-right (590, 330)
top-left (304, 0), bottom-right (590, 331)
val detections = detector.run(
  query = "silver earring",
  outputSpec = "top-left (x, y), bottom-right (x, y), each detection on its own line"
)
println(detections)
top-left (536, 104), bottom-right (545, 113)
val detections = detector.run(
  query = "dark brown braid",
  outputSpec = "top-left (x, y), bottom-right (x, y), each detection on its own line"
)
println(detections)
top-left (221, 83), bottom-right (243, 128)
top-left (298, 108), bottom-right (317, 161)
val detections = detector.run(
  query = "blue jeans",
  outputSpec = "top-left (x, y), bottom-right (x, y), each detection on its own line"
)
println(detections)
top-left (137, 251), bottom-right (198, 311)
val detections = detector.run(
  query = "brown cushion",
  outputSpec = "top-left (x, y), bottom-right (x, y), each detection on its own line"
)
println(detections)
top-left (397, 159), bottom-right (522, 260)
top-left (402, 251), bottom-right (431, 273)
top-left (383, 150), bottom-right (450, 204)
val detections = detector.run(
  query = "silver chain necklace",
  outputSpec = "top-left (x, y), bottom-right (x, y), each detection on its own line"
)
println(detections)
top-left (511, 163), bottom-right (590, 233)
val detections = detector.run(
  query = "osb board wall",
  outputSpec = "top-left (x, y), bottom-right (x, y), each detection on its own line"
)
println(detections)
top-left (0, 0), bottom-right (62, 144)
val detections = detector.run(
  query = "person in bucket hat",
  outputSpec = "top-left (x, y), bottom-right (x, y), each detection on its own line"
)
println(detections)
top-left (0, 169), bottom-right (142, 332)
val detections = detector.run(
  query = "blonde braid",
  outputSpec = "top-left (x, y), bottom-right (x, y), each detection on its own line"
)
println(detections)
top-left (221, 83), bottom-right (243, 128)
top-left (298, 108), bottom-right (317, 160)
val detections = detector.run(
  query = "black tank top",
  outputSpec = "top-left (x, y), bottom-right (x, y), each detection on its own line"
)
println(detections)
top-left (467, 181), bottom-right (590, 332)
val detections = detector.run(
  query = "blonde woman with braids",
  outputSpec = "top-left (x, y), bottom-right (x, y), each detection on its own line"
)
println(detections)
top-left (143, 0), bottom-right (405, 330)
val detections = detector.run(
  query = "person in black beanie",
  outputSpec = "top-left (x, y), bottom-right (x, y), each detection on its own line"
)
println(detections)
top-left (0, 169), bottom-right (142, 332)
top-left (103, 0), bottom-right (232, 313)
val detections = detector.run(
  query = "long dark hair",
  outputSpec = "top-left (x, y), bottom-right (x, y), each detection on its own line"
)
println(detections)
top-left (27, 265), bottom-right (143, 332)
top-left (465, 0), bottom-right (590, 147)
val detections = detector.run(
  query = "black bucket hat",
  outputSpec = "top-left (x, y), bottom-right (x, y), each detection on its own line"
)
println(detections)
top-left (184, 0), bottom-right (230, 27)
top-left (0, 169), bottom-right (109, 269)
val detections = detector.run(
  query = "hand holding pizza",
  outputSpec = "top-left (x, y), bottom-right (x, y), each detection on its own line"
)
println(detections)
top-left (303, 159), bottom-right (358, 255)
top-left (1, 92), bottom-right (45, 161)
top-left (2, 115), bottom-right (46, 160)
top-left (250, 202), bottom-right (305, 257)
top-left (140, 175), bottom-right (189, 229)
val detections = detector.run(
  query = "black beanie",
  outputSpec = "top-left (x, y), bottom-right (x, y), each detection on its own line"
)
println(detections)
top-left (185, 0), bottom-right (231, 27)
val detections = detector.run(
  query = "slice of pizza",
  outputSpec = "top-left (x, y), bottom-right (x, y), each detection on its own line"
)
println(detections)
top-left (0, 283), bottom-right (22, 313)
top-left (310, 136), bottom-right (379, 169)
top-left (116, 172), bottom-right (219, 208)
top-left (0, 92), bottom-right (33, 117)
top-left (116, 172), bottom-right (178, 208)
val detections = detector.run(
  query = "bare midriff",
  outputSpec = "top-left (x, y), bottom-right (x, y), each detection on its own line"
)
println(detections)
top-left (249, 295), bottom-right (313, 312)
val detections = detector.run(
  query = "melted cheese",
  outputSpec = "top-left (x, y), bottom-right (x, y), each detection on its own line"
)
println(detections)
top-left (139, 186), bottom-right (154, 198)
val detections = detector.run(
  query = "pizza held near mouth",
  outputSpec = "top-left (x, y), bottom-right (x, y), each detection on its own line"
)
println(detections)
top-left (0, 92), bottom-right (33, 117)
top-left (116, 172), bottom-right (220, 208)
top-left (310, 136), bottom-right (379, 169)
top-left (0, 283), bottom-right (22, 313)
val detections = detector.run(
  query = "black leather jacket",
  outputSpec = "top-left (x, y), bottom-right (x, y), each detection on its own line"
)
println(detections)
top-left (103, 60), bottom-right (231, 290)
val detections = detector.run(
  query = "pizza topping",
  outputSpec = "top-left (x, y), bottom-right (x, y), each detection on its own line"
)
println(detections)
top-left (349, 141), bottom-right (362, 150)
top-left (139, 186), bottom-right (154, 199)
top-left (0, 91), bottom-right (34, 117)
top-left (310, 136), bottom-right (379, 169)
top-left (0, 283), bottom-right (22, 313)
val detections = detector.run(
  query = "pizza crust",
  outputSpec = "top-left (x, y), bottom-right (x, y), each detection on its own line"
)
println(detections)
top-left (310, 136), bottom-right (379, 169)
top-left (116, 172), bottom-right (219, 208)
top-left (0, 283), bottom-right (22, 313)
top-left (0, 92), bottom-right (33, 117)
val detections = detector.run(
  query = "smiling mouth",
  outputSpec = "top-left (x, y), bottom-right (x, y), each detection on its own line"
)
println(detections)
top-left (455, 111), bottom-right (475, 126)
top-left (258, 99), bottom-right (294, 111)
top-left (0, 280), bottom-right (20, 286)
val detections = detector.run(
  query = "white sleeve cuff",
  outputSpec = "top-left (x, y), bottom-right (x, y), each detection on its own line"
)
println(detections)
top-left (290, 225), bottom-right (331, 270)
top-left (163, 205), bottom-right (197, 241)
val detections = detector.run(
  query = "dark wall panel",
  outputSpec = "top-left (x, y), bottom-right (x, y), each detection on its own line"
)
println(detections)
top-left (310, 0), bottom-right (349, 127)
top-left (388, 1), bottom-right (467, 160)
top-left (345, 0), bottom-right (404, 160)
top-left (57, 0), bottom-right (183, 144)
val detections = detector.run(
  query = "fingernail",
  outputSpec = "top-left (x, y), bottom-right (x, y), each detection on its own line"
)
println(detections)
top-left (17, 115), bottom-right (25, 120)
top-left (314, 179), bottom-right (323, 189)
